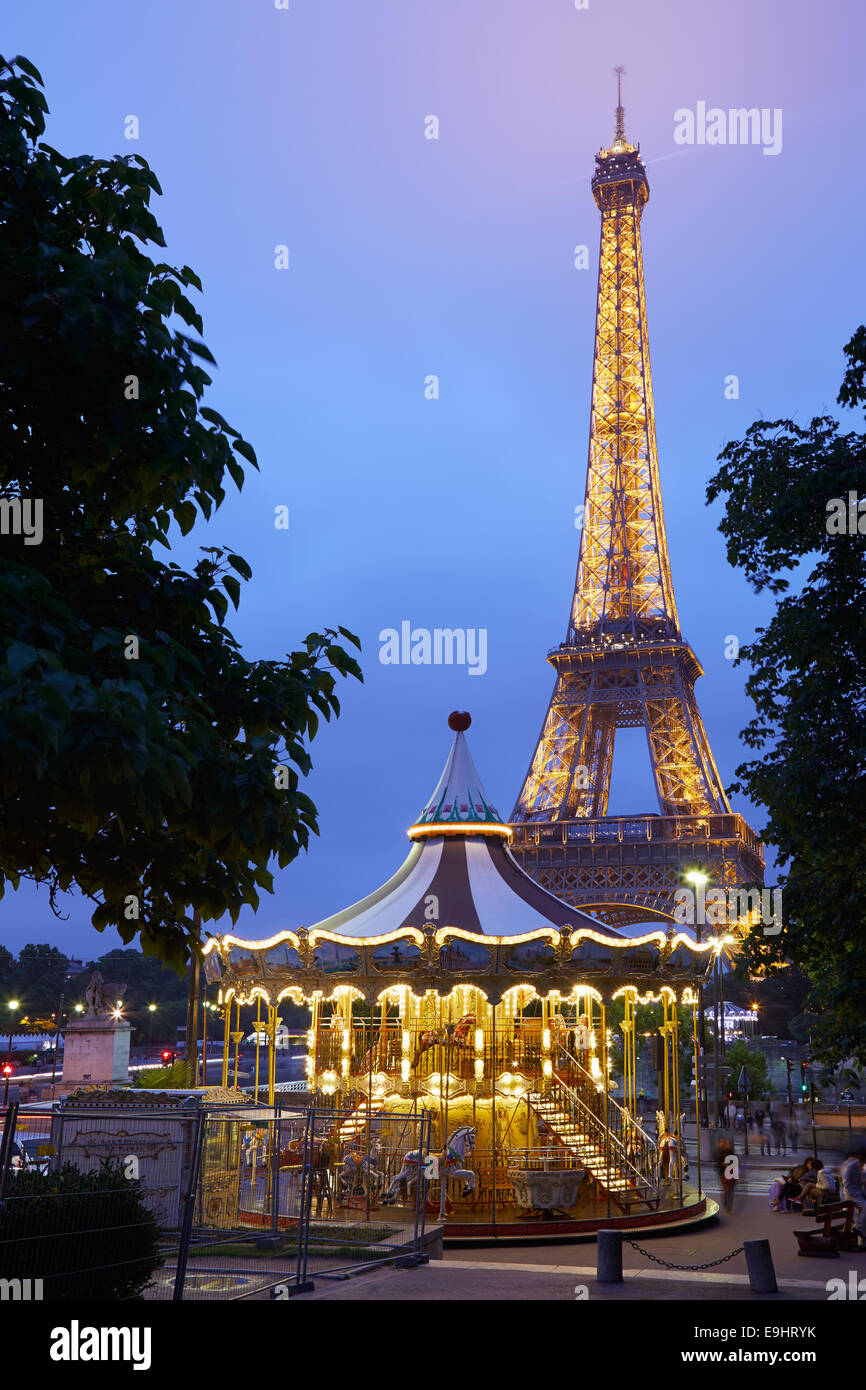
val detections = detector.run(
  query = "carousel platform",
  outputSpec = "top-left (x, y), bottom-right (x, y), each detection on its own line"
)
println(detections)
top-left (438, 1190), bottom-right (717, 1244)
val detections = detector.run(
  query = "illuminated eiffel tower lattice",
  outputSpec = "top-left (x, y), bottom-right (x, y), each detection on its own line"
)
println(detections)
top-left (510, 73), bottom-right (764, 926)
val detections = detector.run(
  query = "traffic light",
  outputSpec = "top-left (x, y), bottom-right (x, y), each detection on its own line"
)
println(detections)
top-left (800, 1061), bottom-right (808, 1094)
top-left (161, 1048), bottom-right (176, 1067)
top-left (1, 1063), bottom-right (12, 1078)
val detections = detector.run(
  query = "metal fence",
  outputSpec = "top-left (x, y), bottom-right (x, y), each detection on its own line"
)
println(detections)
top-left (0, 1101), bottom-right (432, 1301)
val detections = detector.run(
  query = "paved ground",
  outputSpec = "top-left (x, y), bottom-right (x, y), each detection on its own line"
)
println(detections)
top-left (294, 1259), bottom-right (827, 1301)
top-left (292, 1150), bottom-right (866, 1301)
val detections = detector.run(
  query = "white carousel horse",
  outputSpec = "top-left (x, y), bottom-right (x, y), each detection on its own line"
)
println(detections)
top-left (340, 1139), bottom-right (386, 1194)
top-left (658, 1130), bottom-right (679, 1184)
top-left (382, 1125), bottom-right (477, 1204)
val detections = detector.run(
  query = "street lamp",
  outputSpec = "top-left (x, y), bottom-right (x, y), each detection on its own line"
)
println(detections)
top-left (684, 871), bottom-right (710, 1127)
top-left (5, 1000), bottom-right (20, 1103)
top-left (147, 1003), bottom-right (157, 1049)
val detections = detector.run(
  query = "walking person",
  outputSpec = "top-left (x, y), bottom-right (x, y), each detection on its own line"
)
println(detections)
top-left (754, 1107), bottom-right (769, 1155)
top-left (839, 1148), bottom-right (866, 1248)
top-left (770, 1114), bottom-right (787, 1157)
top-left (715, 1138), bottom-right (738, 1212)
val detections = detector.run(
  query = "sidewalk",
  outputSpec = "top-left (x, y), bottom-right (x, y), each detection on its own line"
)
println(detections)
top-left (283, 1184), bottom-right (865, 1301)
top-left (292, 1258), bottom-right (829, 1302)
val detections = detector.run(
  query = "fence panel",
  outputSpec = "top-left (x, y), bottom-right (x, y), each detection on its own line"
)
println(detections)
top-left (0, 1103), bottom-right (192, 1301)
top-left (0, 1102), bottom-right (433, 1300)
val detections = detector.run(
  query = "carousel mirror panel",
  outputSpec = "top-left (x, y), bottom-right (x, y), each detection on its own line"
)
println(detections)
top-left (312, 941), bottom-right (362, 974)
top-left (371, 939), bottom-right (422, 971)
top-left (438, 936), bottom-right (492, 972)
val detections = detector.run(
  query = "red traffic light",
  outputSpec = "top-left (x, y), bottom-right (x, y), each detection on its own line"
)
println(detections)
top-left (161, 1049), bottom-right (174, 1065)
top-left (2, 1063), bottom-right (12, 1077)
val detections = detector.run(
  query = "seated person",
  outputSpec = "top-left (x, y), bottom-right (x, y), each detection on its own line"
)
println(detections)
top-left (796, 1158), bottom-right (822, 1211)
top-left (768, 1174), bottom-right (788, 1211)
top-left (812, 1164), bottom-right (838, 1209)
top-left (774, 1159), bottom-right (815, 1211)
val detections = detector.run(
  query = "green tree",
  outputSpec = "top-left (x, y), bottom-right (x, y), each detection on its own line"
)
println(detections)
top-left (725, 961), bottom-right (812, 1042)
top-left (724, 1040), bottom-right (770, 1102)
top-left (707, 328), bottom-right (866, 1066)
top-left (9, 942), bottom-right (69, 1015)
top-left (0, 942), bottom-right (13, 992)
top-left (0, 57), bottom-right (361, 973)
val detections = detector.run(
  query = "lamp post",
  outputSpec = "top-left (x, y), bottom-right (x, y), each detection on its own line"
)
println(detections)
top-left (684, 870), bottom-right (709, 1128)
top-left (5, 1001), bottom-right (20, 1103)
top-left (147, 1004), bottom-right (157, 1050)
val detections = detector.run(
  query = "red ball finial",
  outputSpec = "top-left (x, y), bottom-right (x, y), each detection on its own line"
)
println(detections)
top-left (448, 710), bottom-right (471, 732)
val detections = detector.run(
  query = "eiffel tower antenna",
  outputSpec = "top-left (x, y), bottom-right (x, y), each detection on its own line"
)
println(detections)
top-left (510, 95), bottom-right (764, 926)
top-left (613, 65), bottom-right (626, 145)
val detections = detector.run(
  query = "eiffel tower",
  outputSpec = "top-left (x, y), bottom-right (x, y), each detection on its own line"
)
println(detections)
top-left (510, 73), bottom-right (764, 926)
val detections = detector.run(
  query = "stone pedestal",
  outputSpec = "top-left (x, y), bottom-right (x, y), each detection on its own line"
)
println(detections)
top-left (60, 1015), bottom-right (132, 1090)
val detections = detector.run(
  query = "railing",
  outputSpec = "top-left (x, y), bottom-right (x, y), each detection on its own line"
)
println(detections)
top-left (504, 1146), bottom-right (584, 1171)
top-left (546, 1048), bottom-right (660, 1202)
top-left (315, 1029), bottom-right (551, 1082)
top-left (559, 1046), bottom-right (659, 1165)
top-left (542, 1076), bottom-right (658, 1207)
top-left (510, 813), bottom-right (764, 858)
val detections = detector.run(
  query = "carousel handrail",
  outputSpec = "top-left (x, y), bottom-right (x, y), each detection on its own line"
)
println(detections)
top-left (549, 1070), bottom-right (660, 1196)
top-left (557, 1046), bottom-right (659, 1154)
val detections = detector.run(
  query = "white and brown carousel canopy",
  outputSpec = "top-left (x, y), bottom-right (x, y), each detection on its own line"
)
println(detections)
top-left (304, 712), bottom-right (615, 940)
top-left (205, 713), bottom-right (724, 1002)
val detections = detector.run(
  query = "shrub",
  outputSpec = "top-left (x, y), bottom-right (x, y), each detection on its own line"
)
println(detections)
top-left (0, 1159), bottom-right (163, 1299)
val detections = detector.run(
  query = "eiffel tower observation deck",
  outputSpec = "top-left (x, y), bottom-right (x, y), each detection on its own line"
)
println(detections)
top-left (510, 75), bottom-right (764, 927)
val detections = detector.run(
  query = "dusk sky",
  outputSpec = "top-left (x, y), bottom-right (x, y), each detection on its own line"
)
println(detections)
top-left (3, 0), bottom-right (863, 962)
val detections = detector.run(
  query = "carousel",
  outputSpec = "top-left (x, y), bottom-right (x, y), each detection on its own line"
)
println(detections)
top-left (203, 713), bottom-right (726, 1239)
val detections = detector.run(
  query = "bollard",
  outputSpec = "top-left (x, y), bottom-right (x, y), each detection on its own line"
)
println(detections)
top-left (744, 1238), bottom-right (778, 1294)
top-left (597, 1229), bottom-right (623, 1283)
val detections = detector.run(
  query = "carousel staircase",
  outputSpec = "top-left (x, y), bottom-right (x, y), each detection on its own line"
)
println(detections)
top-left (337, 1097), bottom-right (385, 1143)
top-left (526, 1074), bottom-right (659, 1214)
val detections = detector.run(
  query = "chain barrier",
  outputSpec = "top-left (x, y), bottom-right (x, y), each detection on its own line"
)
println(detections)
top-left (623, 1238), bottom-right (744, 1271)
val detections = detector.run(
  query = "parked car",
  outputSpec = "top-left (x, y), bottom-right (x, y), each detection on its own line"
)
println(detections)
top-left (10, 1136), bottom-right (52, 1173)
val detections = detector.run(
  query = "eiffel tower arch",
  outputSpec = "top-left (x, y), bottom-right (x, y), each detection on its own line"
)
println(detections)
top-left (510, 78), bottom-right (764, 927)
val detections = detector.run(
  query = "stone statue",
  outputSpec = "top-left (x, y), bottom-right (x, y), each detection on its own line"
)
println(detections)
top-left (83, 971), bottom-right (126, 1018)
top-left (84, 972), bottom-right (107, 1017)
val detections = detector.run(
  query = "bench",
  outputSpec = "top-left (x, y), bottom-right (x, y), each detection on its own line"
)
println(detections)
top-left (794, 1201), bottom-right (859, 1257)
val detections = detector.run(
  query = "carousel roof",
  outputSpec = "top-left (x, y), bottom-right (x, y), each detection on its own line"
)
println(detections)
top-left (410, 714), bottom-right (505, 834)
top-left (306, 712), bottom-right (618, 940)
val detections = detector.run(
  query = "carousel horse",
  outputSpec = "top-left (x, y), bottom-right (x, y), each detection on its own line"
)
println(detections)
top-left (411, 1028), bottom-right (441, 1069)
top-left (657, 1130), bottom-right (679, 1185)
top-left (382, 1125), bottom-right (477, 1204)
top-left (363, 1028), bottom-right (385, 1072)
top-left (452, 1013), bottom-right (476, 1048)
top-left (307, 1134), bottom-right (336, 1215)
top-left (340, 1139), bottom-right (386, 1194)
top-left (624, 1120), bottom-right (643, 1168)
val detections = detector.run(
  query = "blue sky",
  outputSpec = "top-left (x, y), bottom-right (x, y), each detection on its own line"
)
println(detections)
top-left (3, 0), bottom-right (862, 961)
